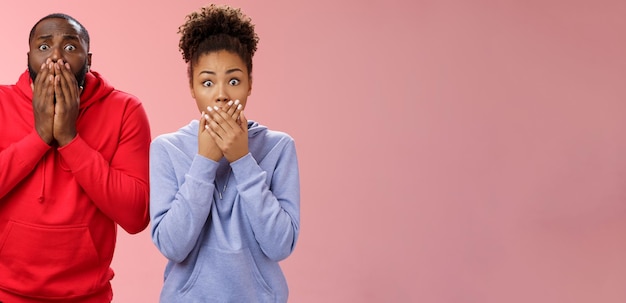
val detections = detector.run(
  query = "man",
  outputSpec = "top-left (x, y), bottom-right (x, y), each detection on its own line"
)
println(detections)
top-left (0, 13), bottom-right (150, 302)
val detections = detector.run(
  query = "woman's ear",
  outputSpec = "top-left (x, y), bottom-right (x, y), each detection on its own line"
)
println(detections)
top-left (248, 77), bottom-right (252, 96)
top-left (188, 65), bottom-right (195, 98)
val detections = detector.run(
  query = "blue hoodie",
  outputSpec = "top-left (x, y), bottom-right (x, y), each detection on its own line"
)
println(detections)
top-left (150, 119), bottom-right (300, 302)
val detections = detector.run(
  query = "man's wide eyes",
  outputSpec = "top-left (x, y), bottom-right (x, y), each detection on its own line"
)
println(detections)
top-left (37, 44), bottom-right (77, 51)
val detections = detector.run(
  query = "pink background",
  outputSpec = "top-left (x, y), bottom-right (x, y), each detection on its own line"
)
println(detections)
top-left (2, 0), bottom-right (626, 302)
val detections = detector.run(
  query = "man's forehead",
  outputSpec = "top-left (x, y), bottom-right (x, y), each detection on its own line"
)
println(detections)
top-left (33, 18), bottom-right (81, 38)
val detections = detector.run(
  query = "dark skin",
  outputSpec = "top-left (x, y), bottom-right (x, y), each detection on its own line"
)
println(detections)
top-left (28, 18), bottom-right (92, 146)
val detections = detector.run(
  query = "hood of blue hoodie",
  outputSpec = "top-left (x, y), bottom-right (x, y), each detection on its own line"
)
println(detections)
top-left (16, 69), bottom-right (115, 110)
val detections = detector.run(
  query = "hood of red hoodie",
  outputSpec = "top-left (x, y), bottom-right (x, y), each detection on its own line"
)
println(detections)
top-left (15, 69), bottom-right (115, 110)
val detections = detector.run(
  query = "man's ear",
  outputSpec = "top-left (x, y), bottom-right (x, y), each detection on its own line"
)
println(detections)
top-left (87, 53), bottom-right (92, 72)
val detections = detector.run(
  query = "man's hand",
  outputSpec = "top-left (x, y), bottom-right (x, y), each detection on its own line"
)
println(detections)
top-left (52, 59), bottom-right (80, 147)
top-left (32, 59), bottom-right (56, 145)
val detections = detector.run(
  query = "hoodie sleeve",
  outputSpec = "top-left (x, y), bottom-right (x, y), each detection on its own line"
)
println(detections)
top-left (57, 101), bottom-right (151, 234)
top-left (0, 131), bottom-right (52, 199)
top-left (231, 136), bottom-right (301, 261)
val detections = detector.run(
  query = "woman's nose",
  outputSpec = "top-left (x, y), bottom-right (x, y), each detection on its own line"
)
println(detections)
top-left (215, 84), bottom-right (229, 103)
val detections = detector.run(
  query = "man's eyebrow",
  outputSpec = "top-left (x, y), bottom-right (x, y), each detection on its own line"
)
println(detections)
top-left (62, 34), bottom-right (80, 41)
top-left (34, 34), bottom-right (80, 41)
top-left (35, 34), bottom-right (53, 40)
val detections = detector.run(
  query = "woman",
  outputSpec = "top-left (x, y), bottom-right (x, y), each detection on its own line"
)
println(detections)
top-left (149, 4), bottom-right (300, 302)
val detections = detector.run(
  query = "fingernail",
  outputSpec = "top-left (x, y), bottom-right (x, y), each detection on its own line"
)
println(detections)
top-left (204, 114), bottom-right (210, 120)
top-left (214, 106), bottom-right (219, 111)
top-left (234, 99), bottom-right (240, 105)
top-left (227, 100), bottom-right (233, 106)
top-left (207, 106), bottom-right (213, 112)
top-left (237, 104), bottom-right (242, 110)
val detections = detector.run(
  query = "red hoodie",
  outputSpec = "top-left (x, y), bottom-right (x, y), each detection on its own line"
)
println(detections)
top-left (0, 70), bottom-right (150, 302)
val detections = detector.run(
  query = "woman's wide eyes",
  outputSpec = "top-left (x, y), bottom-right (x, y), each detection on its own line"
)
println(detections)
top-left (202, 79), bottom-right (240, 87)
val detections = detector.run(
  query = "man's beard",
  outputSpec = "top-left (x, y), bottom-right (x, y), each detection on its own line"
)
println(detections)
top-left (28, 60), bottom-right (89, 89)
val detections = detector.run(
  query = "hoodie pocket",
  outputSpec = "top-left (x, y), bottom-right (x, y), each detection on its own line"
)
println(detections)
top-left (0, 220), bottom-right (101, 298)
top-left (179, 247), bottom-right (274, 302)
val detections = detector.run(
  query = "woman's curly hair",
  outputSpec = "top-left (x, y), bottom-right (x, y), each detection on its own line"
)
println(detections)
top-left (178, 4), bottom-right (259, 78)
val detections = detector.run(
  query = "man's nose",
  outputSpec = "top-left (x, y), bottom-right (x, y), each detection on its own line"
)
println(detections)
top-left (49, 46), bottom-right (62, 62)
